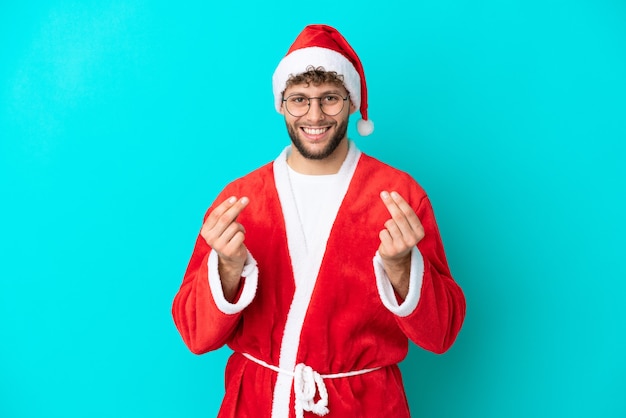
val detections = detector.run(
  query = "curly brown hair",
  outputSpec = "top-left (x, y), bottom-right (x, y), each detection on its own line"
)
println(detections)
top-left (283, 66), bottom-right (346, 95)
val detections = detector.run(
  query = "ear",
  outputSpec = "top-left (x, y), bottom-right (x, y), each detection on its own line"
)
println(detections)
top-left (279, 89), bottom-right (288, 115)
top-left (349, 100), bottom-right (358, 115)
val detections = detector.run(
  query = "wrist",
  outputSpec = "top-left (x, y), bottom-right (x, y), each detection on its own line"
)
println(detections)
top-left (218, 258), bottom-right (245, 302)
top-left (381, 252), bottom-right (411, 271)
top-left (381, 254), bottom-right (411, 300)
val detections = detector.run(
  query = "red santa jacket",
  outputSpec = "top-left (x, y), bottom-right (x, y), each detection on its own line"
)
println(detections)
top-left (172, 145), bottom-right (466, 418)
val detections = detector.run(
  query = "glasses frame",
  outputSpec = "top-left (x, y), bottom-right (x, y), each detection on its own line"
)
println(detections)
top-left (282, 93), bottom-right (350, 117)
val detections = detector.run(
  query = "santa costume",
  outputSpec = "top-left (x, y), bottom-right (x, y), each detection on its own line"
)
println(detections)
top-left (172, 24), bottom-right (466, 418)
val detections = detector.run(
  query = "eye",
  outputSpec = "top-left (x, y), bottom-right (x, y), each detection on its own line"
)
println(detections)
top-left (323, 95), bottom-right (340, 104)
top-left (288, 95), bottom-right (308, 105)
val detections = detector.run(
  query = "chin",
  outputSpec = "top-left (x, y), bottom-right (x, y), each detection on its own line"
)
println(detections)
top-left (288, 121), bottom-right (348, 161)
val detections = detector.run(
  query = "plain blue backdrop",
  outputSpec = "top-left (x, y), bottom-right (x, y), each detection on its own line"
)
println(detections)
top-left (1, 1), bottom-right (625, 417)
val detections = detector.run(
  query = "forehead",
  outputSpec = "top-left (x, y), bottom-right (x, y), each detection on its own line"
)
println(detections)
top-left (283, 82), bottom-right (349, 97)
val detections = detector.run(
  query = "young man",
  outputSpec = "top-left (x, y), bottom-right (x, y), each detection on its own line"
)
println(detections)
top-left (172, 24), bottom-right (466, 418)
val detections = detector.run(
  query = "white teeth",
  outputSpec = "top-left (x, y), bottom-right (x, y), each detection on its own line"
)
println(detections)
top-left (303, 127), bottom-right (327, 135)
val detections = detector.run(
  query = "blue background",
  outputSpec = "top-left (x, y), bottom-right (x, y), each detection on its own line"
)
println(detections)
top-left (1, 1), bottom-right (625, 417)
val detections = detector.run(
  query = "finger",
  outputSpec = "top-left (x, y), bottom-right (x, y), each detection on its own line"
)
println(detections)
top-left (207, 196), bottom-right (249, 235)
top-left (222, 231), bottom-right (246, 258)
top-left (203, 197), bottom-right (236, 234)
top-left (389, 191), bottom-right (423, 232)
top-left (207, 196), bottom-right (237, 221)
top-left (201, 197), bottom-right (249, 245)
top-left (382, 220), bottom-right (414, 257)
top-left (384, 218), bottom-right (403, 242)
top-left (380, 191), bottom-right (424, 246)
top-left (378, 228), bottom-right (411, 259)
top-left (221, 196), bottom-right (249, 225)
top-left (379, 229), bottom-right (393, 250)
top-left (212, 222), bottom-right (246, 252)
top-left (380, 191), bottom-right (413, 236)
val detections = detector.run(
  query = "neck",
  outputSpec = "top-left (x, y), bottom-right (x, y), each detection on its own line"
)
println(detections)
top-left (287, 139), bottom-right (349, 175)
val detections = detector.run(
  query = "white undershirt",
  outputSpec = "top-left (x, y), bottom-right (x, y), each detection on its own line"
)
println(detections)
top-left (286, 166), bottom-right (341, 255)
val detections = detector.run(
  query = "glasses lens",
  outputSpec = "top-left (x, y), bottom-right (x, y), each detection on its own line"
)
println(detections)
top-left (285, 95), bottom-right (309, 117)
top-left (320, 94), bottom-right (344, 116)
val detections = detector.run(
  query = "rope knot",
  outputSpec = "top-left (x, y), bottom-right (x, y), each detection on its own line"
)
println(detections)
top-left (293, 363), bottom-right (329, 418)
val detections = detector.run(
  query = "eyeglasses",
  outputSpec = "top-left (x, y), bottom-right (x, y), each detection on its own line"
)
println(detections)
top-left (282, 93), bottom-right (349, 117)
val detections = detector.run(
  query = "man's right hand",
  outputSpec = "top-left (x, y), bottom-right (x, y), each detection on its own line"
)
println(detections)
top-left (200, 196), bottom-right (250, 301)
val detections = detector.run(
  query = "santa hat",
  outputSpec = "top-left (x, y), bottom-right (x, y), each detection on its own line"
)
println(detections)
top-left (272, 24), bottom-right (374, 136)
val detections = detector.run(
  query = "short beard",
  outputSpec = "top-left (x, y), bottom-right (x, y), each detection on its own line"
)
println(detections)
top-left (286, 118), bottom-right (349, 160)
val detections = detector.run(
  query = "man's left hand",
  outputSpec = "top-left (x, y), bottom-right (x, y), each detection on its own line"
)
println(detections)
top-left (378, 191), bottom-right (425, 299)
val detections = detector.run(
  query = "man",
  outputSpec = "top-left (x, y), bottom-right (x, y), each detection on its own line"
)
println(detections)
top-left (172, 24), bottom-right (465, 418)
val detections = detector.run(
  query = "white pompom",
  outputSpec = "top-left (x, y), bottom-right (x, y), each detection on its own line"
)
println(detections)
top-left (357, 119), bottom-right (374, 136)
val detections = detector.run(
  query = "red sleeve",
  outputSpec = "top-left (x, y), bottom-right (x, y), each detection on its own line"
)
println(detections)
top-left (394, 196), bottom-right (466, 354)
top-left (171, 205), bottom-right (243, 355)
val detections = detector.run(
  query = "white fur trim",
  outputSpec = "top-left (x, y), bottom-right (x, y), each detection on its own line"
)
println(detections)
top-left (357, 119), bottom-right (374, 136)
top-left (207, 249), bottom-right (258, 315)
top-left (272, 47), bottom-right (361, 113)
top-left (270, 141), bottom-right (361, 418)
top-left (373, 247), bottom-right (424, 317)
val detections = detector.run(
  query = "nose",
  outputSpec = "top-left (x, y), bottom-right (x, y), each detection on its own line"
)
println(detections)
top-left (306, 98), bottom-right (325, 121)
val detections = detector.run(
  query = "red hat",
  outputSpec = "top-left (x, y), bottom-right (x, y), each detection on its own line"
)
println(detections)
top-left (272, 24), bottom-right (374, 136)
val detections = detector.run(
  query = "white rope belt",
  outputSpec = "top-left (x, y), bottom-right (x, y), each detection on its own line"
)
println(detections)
top-left (242, 352), bottom-right (381, 418)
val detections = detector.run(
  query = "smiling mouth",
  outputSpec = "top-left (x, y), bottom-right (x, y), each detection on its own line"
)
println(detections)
top-left (301, 127), bottom-right (330, 135)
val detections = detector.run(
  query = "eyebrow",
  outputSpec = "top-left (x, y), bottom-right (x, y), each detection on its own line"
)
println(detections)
top-left (286, 89), bottom-right (345, 96)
